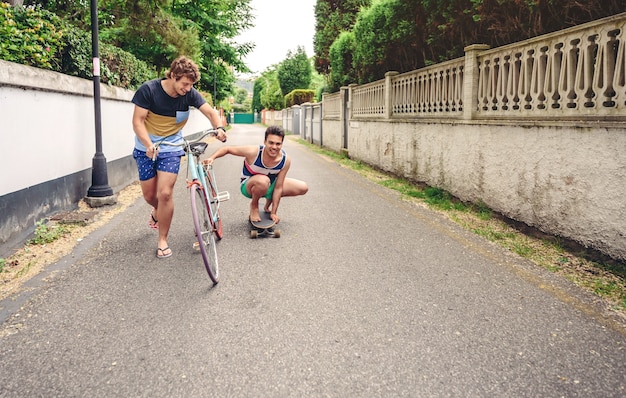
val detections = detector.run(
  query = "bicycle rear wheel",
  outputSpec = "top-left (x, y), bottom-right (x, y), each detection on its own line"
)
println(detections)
top-left (190, 183), bottom-right (219, 284)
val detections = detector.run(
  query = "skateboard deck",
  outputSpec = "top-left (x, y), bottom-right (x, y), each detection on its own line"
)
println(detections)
top-left (249, 208), bottom-right (280, 238)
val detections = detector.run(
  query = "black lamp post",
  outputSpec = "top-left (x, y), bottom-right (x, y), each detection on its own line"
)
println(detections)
top-left (86, 0), bottom-right (115, 205)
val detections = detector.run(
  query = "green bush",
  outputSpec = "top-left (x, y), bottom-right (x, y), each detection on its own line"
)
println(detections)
top-left (329, 31), bottom-right (357, 92)
top-left (100, 44), bottom-right (156, 89)
top-left (285, 89), bottom-right (315, 107)
top-left (0, 3), bottom-right (64, 70)
top-left (58, 24), bottom-right (92, 79)
top-left (0, 3), bottom-right (156, 89)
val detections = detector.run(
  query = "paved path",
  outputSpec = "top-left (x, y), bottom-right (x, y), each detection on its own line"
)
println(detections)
top-left (1, 124), bottom-right (624, 397)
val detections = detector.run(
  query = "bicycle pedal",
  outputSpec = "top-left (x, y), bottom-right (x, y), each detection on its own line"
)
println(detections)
top-left (217, 191), bottom-right (230, 202)
top-left (193, 241), bottom-right (200, 251)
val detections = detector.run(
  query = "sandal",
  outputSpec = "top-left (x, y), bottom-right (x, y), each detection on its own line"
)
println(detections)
top-left (148, 208), bottom-right (159, 230)
top-left (156, 246), bottom-right (172, 259)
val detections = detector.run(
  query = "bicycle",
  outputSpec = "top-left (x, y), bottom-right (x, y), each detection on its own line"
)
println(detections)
top-left (154, 129), bottom-right (229, 284)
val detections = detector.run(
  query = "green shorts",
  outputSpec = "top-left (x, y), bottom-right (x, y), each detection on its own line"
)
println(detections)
top-left (240, 178), bottom-right (276, 200)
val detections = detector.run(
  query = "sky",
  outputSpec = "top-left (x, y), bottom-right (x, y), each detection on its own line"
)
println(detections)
top-left (234, 0), bottom-right (317, 78)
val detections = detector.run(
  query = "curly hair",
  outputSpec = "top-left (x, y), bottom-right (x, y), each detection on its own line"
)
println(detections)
top-left (166, 56), bottom-right (200, 83)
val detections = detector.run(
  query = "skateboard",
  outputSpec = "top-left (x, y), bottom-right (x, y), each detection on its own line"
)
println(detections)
top-left (249, 208), bottom-right (281, 238)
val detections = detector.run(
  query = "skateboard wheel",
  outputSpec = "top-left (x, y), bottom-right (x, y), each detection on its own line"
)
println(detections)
top-left (250, 230), bottom-right (258, 239)
top-left (274, 230), bottom-right (281, 238)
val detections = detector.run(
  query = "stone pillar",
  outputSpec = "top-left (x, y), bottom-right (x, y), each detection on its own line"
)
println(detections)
top-left (340, 86), bottom-right (349, 151)
top-left (463, 44), bottom-right (490, 120)
top-left (347, 83), bottom-right (357, 120)
top-left (384, 71), bottom-right (399, 119)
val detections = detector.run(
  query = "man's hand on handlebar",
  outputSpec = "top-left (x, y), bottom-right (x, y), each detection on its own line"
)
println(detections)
top-left (216, 127), bottom-right (227, 142)
top-left (147, 145), bottom-right (159, 160)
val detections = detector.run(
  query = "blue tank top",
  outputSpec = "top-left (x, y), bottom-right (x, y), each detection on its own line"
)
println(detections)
top-left (241, 145), bottom-right (287, 183)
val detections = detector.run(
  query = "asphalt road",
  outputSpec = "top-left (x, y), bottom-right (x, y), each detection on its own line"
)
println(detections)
top-left (0, 124), bottom-right (624, 397)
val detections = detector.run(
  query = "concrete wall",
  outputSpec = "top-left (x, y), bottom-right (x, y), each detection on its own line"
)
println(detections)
top-left (327, 118), bottom-right (626, 261)
top-left (0, 60), bottom-right (214, 256)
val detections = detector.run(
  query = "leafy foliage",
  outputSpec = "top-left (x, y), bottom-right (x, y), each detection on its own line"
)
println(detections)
top-left (0, 3), bottom-right (63, 69)
top-left (252, 78), bottom-right (263, 112)
top-left (57, 24), bottom-right (92, 79)
top-left (277, 46), bottom-right (312, 96)
top-left (257, 70), bottom-right (285, 110)
top-left (105, 5), bottom-right (201, 73)
top-left (16, 0), bottom-right (254, 98)
top-left (170, 0), bottom-right (254, 101)
top-left (353, 0), bottom-right (425, 83)
top-left (309, 64), bottom-right (327, 102)
top-left (1, 2), bottom-right (157, 88)
top-left (328, 31), bottom-right (356, 91)
top-left (314, 0), bottom-right (371, 75)
top-left (285, 89), bottom-right (315, 107)
top-left (232, 87), bottom-right (252, 112)
top-left (99, 43), bottom-right (157, 89)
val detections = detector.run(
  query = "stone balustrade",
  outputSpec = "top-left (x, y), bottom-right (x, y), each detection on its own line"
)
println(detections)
top-left (334, 12), bottom-right (626, 123)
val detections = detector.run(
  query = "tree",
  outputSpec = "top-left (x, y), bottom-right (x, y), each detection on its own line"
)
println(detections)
top-left (170, 0), bottom-right (254, 102)
top-left (252, 78), bottom-right (264, 112)
top-left (234, 87), bottom-right (248, 104)
top-left (308, 57), bottom-right (327, 101)
top-left (258, 69), bottom-right (284, 110)
top-left (313, 0), bottom-right (370, 75)
top-left (328, 31), bottom-right (356, 91)
top-left (277, 46), bottom-right (312, 96)
top-left (353, 0), bottom-right (425, 83)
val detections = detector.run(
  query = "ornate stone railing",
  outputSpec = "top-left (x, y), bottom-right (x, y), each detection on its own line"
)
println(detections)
top-left (345, 12), bottom-right (626, 122)
top-left (390, 58), bottom-right (465, 117)
top-left (322, 92), bottom-right (341, 119)
top-left (351, 80), bottom-right (385, 117)
top-left (476, 14), bottom-right (626, 119)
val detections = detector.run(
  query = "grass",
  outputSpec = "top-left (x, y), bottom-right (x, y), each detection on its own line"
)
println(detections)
top-left (28, 220), bottom-right (71, 246)
top-left (300, 139), bottom-right (626, 313)
top-left (0, 219), bottom-right (74, 285)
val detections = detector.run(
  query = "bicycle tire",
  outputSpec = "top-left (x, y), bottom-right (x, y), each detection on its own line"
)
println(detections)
top-left (204, 167), bottom-right (224, 240)
top-left (190, 183), bottom-right (219, 284)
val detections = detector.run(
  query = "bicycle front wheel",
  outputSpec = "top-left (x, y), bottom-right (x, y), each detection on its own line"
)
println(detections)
top-left (205, 167), bottom-right (223, 240)
top-left (190, 183), bottom-right (219, 284)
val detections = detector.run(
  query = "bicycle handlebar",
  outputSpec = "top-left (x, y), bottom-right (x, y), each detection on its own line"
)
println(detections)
top-left (152, 129), bottom-right (223, 160)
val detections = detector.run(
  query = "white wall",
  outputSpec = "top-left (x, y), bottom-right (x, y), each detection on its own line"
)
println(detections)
top-left (0, 60), bottom-right (213, 197)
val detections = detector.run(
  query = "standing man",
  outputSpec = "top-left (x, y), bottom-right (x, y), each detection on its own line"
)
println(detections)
top-left (204, 126), bottom-right (308, 224)
top-left (132, 56), bottom-right (227, 259)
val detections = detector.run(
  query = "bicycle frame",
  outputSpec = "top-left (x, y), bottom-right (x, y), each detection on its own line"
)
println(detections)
top-left (185, 140), bottom-right (229, 239)
top-left (154, 129), bottom-right (229, 283)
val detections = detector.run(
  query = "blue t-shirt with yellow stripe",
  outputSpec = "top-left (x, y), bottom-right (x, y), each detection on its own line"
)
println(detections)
top-left (132, 78), bottom-right (206, 153)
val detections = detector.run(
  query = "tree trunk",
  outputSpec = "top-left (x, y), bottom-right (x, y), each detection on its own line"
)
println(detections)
top-left (5, 0), bottom-right (24, 6)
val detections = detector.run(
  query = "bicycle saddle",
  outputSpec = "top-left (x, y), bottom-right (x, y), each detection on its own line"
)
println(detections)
top-left (189, 142), bottom-right (208, 155)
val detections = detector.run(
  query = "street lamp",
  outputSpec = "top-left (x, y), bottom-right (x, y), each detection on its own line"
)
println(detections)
top-left (86, 0), bottom-right (116, 207)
